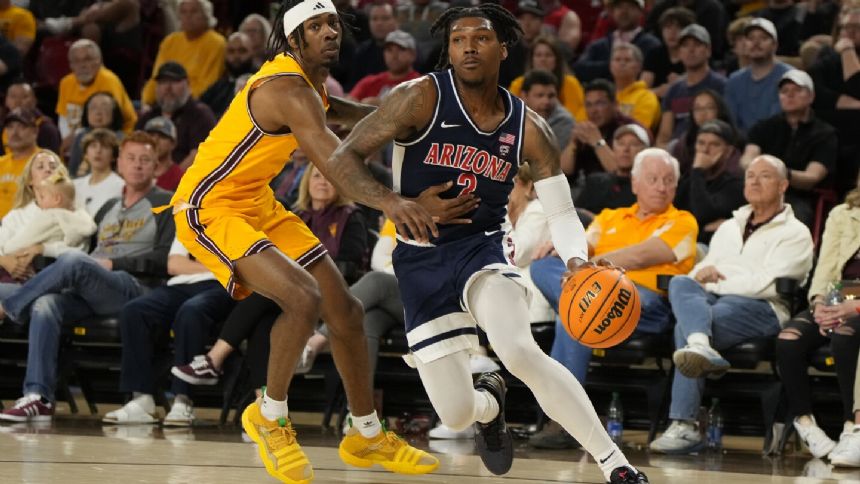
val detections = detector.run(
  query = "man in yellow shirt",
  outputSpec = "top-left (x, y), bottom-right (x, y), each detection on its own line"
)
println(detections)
top-left (0, 0), bottom-right (34, 55)
top-left (611, 42), bottom-right (661, 131)
top-left (0, 108), bottom-right (39, 217)
top-left (141, 0), bottom-right (225, 107)
top-left (55, 39), bottom-right (137, 140)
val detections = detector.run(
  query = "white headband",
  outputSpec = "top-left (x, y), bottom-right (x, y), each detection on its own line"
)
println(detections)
top-left (283, 0), bottom-right (338, 39)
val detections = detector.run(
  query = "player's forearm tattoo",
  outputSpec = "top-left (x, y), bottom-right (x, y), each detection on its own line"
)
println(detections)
top-left (525, 111), bottom-right (563, 181)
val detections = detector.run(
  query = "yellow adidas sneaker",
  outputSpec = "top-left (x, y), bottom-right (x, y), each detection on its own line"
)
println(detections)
top-left (338, 426), bottom-right (440, 475)
top-left (241, 401), bottom-right (314, 484)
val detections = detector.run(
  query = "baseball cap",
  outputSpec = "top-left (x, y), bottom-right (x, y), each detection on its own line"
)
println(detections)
top-left (154, 61), bottom-right (188, 81)
top-left (384, 30), bottom-right (416, 51)
top-left (144, 116), bottom-right (177, 141)
top-left (744, 17), bottom-right (777, 41)
top-left (610, 0), bottom-right (645, 9)
top-left (779, 69), bottom-right (815, 94)
top-left (4, 107), bottom-right (38, 127)
top-left (679, 24), bottom-right (711, 46)
top-left (613, 124), bottom-right (650, 147)
top-left (698, 120), bottom-right (735, 144)
top-left (516, 0), bottom-right (545, 17)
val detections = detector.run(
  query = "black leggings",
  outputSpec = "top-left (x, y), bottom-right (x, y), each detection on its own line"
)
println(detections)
top-left (219, 293), bottom-right (280, 389)
top-left (775, 310), bottom-right (860, 421)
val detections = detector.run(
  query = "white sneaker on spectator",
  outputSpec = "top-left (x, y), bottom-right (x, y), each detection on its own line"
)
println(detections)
top-left (163, 400), bottom-right (196, 427)
top-left (672, 343), bottom-right (730, 378)
top-left (830, 425), bottom-right (860, 467)
top-left (44, 17), bottom-right (73, 35)
top-left (295, 345), bottom-right (316, 375)
top-left (428, 423), bottom-right (475, 439)
top-left (794, 416), bottom-right (837, 458)
top-left (102, 398), bottom-right (157, 425)
top-left (468, 354), bottom-right (500, 374)
top-left (649, 420), bottom-right (705, 454)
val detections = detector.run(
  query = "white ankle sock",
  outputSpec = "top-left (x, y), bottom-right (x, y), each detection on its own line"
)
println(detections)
top-left (687, 332), bottom-right (711, 348)
top-left (475, 389), bottom-right (499, 424)
top-left (351, 411), bottom-right (383, 438)
top-left (132, 393), bottom-right (155, 414)
top-left (261, 392), bottom-right (288, 422)
top-left (596, 443), bottom-right (631, 481)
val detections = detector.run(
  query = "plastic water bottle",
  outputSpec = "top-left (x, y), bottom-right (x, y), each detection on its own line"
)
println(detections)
top-left (607, 392), bottom-right (623, 445)
top-left (706, 398), bottom-right (723, 451)
top-left (826, 281), bottom-right (844, 306)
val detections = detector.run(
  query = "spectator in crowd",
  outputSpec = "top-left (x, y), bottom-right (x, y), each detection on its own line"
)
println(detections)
top-left (536, 0), bottom-right (581, 56)
top-left (500, 0), bottom-right (546, 88)
top-left (509, 36), bottom-right (586, 121)
top-left (576, 123), bottom-right (648, 215)
top-left (294, 165), bottom-right (368, 285)
top-left (136, 62), bottom-right (217, 170)
top-left (743, 70), bottom-right (837, 227)
top-left (67, 92), bottom-right (125, 176)
top-left (650, 155), bottom-right (813, 454)
top-left (0, 150), bottom-right (72, 282)
top-left (143, 116), bottom-right (183, 192)
top-left (674, 120), bottom-right (745, 243)
top-left (2, 172), bottom-right (96, 256)
top-left (721, 17), bottom-right (752, 75)
top-left (0, 108), bottom-right (39, 217)
top-left (645, 0), bottom-right (728, 60)
top-left (0, 31), bottom-right (20, 93)
top-left (200, 32), bottom-right (255, 119)
top-left (560, 79), bottom-right (639, 179)
top-left (349, 30), bottom-right (420, 106)
top-left (0, 0), bottom-right (35, 55)
top-left (73, 129), bottom-right (124, 217)
top-left (575, 0), bottom-right (661, 83)
top-left (238, 13), bottom-right (272, 69)
top-left (611, 42), bottom-right (661, 131)
top-left (103, 237), bottom-right (234, 426)
top-left (346, 3), bottom-right (399, 90)
top-left (724, 18), bottom-right (793, 134)
top-left (642, 7), bottom-right (695, 97)
top-left (142, 0), bottom-right (226, 109)
top-left (809, 7), bottom-right (860, 194)
top-left (56, 39), bottom-right (137, 139)
top-left (3, 81), bottom-right (60, 155)
top-left (670, 89), bottom-right (739, 174)
top-left (776, 177), bottom-right (860, 462)
top-left (657, 24), bottom-right (727, 147)
top-left (272, 147), bottom-right (310, 208)
top-left (520, 70), bottom-right (575, 149)
top-left (0, 132), bottom-right (175, 422)
top-left (530, 148), bottom-right (697, 447)
top-left (756, 0), bottom-right (803, 57)
top-left (396, 0), bottom-right (448, 66)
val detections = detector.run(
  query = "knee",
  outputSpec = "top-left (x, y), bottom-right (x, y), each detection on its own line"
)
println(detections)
top-left (493, 339), bottom-right (541, 378)
top-left (273, 281), bottom-right (321, 324)
top-left (775, 328), bottom-right (804, 359)
top-left (435, 401), bottom-right (476, 431)
top-left (328, 294), bottom-right (364, 337)
top-left (174, 304), bottom-right (210, 330)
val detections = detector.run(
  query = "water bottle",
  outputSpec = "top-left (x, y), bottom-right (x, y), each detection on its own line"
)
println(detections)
top-left (706, 398), bottom-right (723, 451)
top-left (825, 281), bottom-right (844, 306)
top-left (607, 392), bottom-right (623, 445)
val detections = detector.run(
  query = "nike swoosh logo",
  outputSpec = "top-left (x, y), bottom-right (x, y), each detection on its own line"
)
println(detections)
top-left (599, 450), bottom-right (615, 464)
top-left (484, 230), bottom-right (500, 236)
top-left (441, 121), bottom-right (461, 128)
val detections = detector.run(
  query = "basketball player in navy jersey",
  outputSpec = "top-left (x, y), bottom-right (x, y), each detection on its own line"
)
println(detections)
top-left (316, 4), bottom-right (648, 483)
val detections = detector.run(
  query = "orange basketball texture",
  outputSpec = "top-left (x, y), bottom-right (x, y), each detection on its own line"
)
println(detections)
top-left (559, 266), bottom-right (641, 349)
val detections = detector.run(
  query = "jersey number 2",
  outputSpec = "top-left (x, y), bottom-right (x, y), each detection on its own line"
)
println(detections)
top-left (457, 173), bottom-right (477, 196)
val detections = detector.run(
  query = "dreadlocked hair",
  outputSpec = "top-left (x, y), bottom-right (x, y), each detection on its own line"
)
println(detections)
top-left (267, 0), bottom-right (352, 61)
top-left (430, 3), bottom-right (523, 70)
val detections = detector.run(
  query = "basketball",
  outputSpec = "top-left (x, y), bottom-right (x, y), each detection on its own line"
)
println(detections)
top-left (559, 266), bottom-right (641, 349)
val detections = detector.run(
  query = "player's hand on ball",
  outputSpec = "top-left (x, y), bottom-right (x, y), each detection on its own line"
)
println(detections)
top-left (414, 181), bottom-right (479, 225)
top-left (562, 257), bottom-right (592, 286)
top-left (383, 193), bottom-right (438, 243)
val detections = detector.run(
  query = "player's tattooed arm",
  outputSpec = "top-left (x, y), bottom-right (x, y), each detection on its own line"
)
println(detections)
top-left (521, 108), bottom-right (564, 182)
top-left (326, 95), bottom-right (376, 129)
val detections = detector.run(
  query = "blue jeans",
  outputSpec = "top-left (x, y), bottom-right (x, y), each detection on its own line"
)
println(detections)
top-left (667, 275), bottom-right (781, 420)
top-left (119, 281), bottom-right (234, 396)
top-left (0, 252), bottom-right (144, 401)
top-left (529, 256), bottom-right (673, 383)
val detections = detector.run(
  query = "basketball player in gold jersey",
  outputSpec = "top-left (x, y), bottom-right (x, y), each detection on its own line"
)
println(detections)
top-left (166, 0), bottom-right (465, 482)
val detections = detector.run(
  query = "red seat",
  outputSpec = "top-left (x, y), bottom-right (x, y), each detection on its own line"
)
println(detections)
top-left (35, 36), bottom-right (74, 91)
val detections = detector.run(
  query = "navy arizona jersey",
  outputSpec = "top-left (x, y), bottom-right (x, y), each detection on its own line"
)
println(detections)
top-left (392, 69), bottom-right (526, 245)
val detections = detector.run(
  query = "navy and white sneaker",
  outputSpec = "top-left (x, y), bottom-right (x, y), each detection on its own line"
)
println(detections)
top-left (473, 372), bottom-right (514, 475)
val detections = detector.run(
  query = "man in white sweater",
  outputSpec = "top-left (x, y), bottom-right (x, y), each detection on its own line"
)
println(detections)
top-left (650, 154), bottom-right (814, 454)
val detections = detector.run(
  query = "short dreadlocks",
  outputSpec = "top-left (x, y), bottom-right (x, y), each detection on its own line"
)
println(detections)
top-left (430, 4), bottom-right (523, 70)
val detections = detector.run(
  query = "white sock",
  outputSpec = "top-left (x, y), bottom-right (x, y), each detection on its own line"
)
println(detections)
top-left (131, 393), bottom-right (155, 414)
top-left (475, 389), bottom-right (499, 424)
top-left (351, 411), bottom-right (383, 438)
top-left (596, 443), bottom-right (632, 481)
top-left (261, 392), bottom-right (288, 422)
top-left (687, 332), bottom-right (711, 348)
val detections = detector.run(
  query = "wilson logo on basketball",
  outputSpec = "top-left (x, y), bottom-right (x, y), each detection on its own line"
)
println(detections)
top-left (578, 281), bottom-right (602, 313)
top-left (593, 288), bottom-right (632, 335)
